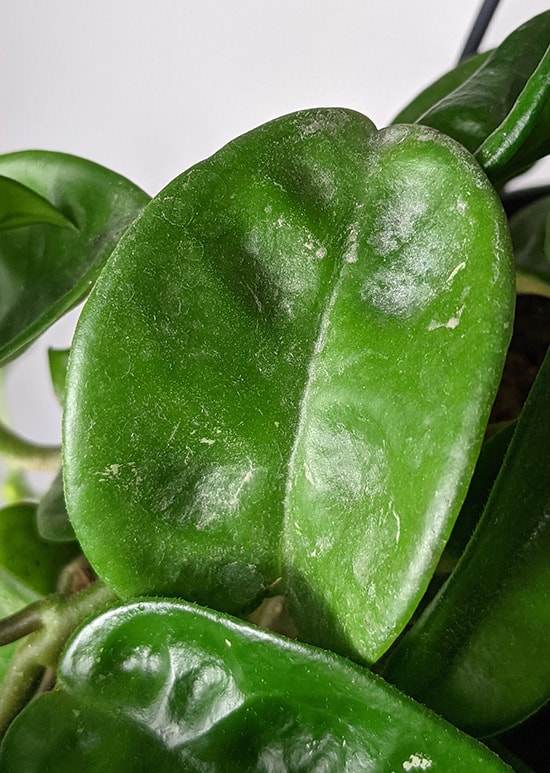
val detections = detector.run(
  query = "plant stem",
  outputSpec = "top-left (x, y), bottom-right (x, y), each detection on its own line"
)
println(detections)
top-left (0, 582), bottom-right (118, 737)
top-left (0, 601), bottom-right (44, 646)
top-left (0, 420), bottom-right (60, 472)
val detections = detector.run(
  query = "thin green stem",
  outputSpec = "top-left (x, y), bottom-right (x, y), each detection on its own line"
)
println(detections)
top-left (0, 582), bottom-right (118, 736)
top-left (0, 419), bottom-right (60, 472)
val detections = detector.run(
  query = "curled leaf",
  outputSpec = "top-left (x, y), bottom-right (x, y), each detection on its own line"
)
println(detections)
top-left (0, 151), bottom-right (149, 365)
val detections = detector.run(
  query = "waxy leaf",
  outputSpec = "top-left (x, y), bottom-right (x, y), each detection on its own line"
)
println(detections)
top-left (0, 151), bottom-right (150, 365)
top-left (509, 195), bottom-right (550, 297)
top-left (393, 51), bottom-right (490, 125)
top-left (0, 176), bottom-right (73, 231)
top-left (384, 346), bottom-right (550, 737)
top-left (64, 109), bottom-right (513, 663)
top-left (395, 12), bottom-right (550, 185)
top-left (0, 600), bottom-right (511, 771)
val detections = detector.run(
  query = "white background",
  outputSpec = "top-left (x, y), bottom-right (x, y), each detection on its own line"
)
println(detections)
top-left (2, 0), bottom-right (549, 475)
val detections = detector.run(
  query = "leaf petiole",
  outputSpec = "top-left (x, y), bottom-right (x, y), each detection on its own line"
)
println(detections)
top-left (0, 420), bottom-right (60, 472)
top-left (0, 581), bottom-right (118, 737)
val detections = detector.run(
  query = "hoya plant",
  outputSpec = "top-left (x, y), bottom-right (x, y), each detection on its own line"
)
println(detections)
top-left (0, 4), bottom-right (549, 770)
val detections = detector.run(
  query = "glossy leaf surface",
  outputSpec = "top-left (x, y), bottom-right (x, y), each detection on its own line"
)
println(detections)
top-left (0, 600), bottom-right (511, 771)
top-left (64, 108), bottom-right (513, 663)
top-left (509, 195), bottom-right (550, 297)
top-left (384, 346), bottom-right (550, 737)
top-left (395, 13), bottom-right (550, 185)
top-left (0, 176), bottom-right (73, 231)
top-left (0, 151), bottom-right (149, 365)
top-left (393, 51), bottom-right (490, 125)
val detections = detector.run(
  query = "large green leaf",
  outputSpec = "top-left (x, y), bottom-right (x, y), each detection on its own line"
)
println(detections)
top-left (64, 108), bottom-right (513, 663)
top-left (383, 346), bottom-right (550, 737)
top-left (0, 151), bottom-right (150, 365)
top-left (0, 600), bottom-right (511, 770)
top-left (394, 12), bottom-right (550, 185)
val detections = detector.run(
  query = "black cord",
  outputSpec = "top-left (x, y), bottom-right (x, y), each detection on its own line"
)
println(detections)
top-left (459, 0), bottom-right (502, 63)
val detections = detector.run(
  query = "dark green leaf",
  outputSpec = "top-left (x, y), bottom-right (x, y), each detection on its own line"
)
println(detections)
top-left (0, 151), bottom-right (150, 365)
top-left (394, 12), bottom-right (550, 185)
top-left (0, 176), bottom-right (74, 231)
top-left (384, 346), bottom-right (550, 737)
top-left (443, 422), bottom-right (514, 568)
top-left (47, 348), bottom-right (70, 408)
top-left (36, 469), bottom-right (75, 543)
top-left (0, 502), bottom-right (77, 596)
top-left (64, 109), bottom-right (514, 663)
top-left (477, 43), bottom-right (550, 183)
top-left (0, 600), bottom-right (511, 770)
top-left (393, 51), bottom-right (490, 125)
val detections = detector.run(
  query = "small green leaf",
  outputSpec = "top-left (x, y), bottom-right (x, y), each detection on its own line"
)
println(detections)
top-left (36, 469), bottom-right (75, 543)
top-left (0, 600), bottom-right (511, 770)
top-left (384, 346), bottom-right (550, 737)
top-left (0, 176), bottom-right (74, 231)
top-left (47, 348), bottom-right (70, 408)
top-left (0, 502), bottom-right (77, 596)
top-left (0, 151), bottom-right (150, 366)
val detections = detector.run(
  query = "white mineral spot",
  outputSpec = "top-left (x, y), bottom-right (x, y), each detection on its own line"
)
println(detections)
top-left (447, 261), bottom-right (466, 283)
top-left (96, 463), bottom-right (121, 480)
top-left (392, 509), bottom-right (401, 544)
top-left (428, 304), bottom-right (464, 331)
top-left (403, 753), bottom-right (432, 771)
top-left (200, 438), bottom-right (215, 445)
top-left (224, 639), bottom-right (232, 647)
top-left (344, 222), bottom-right (360, 263)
